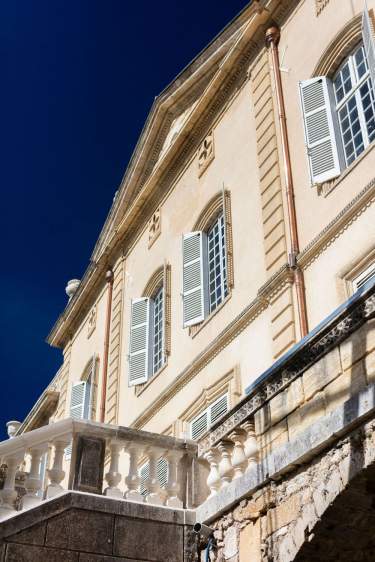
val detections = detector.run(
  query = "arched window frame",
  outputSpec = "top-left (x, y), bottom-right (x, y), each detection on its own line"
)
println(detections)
top-left (182, 190), bottom-right (233, 334)
top-left (129, 264), bottom-right (171, 390)
top-left (299, 9), bottom-right (375, 187)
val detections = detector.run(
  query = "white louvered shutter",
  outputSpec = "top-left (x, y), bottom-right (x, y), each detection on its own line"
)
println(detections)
top-left (209, 394), bottom-right (229, 426)
top-left (70, 382), bottom-right (87, 419)
top-left (129, 298), bottom-right (151, 386)
top-left (190, 410), bottom-right (209, 440)
top-left (299, 77), bottom-right (343, 184)
top-left (362, 3), bottom-right (375, 87)
top-left (157, 458), bottom-right (168, 489)
top-left (65, 381), bottom-right (87, 458)
top-left (182, 232), bottom-right (207, 327)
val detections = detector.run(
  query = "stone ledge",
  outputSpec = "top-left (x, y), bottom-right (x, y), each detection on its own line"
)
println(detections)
top-left (196, 382), bottom-right (375, 523)
top-left (0, 491), bottom-right (195, 542)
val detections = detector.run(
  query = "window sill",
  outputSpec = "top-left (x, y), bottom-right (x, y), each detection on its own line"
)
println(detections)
top-left (189, 291), bottom-right (232, 339)
top-left (134, 360), bottom-right (168, 397)
top-left (318, 141), bottom-right (375, 197)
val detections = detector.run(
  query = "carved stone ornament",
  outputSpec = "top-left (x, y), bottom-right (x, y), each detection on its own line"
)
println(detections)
top-left (148, 207), bottom-right (161, 248)
top-left (198, 132), bottom-right (214, 177)
top-left (198, 286), bottom-right (375, 455)
top-left (87, 305), bottom-right (97, 338)
top-left (316, 0), bottom-right (330, 16)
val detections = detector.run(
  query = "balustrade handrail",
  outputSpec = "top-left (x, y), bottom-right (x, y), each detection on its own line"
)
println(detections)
top-left (0, 418), bottom-right (196, 460)
top-left (0, 419), bottom-right (198, 522)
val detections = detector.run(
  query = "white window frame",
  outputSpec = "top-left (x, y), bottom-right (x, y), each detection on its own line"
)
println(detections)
top-left (207, 213), bottom-right (228, 314)
top-left (151, 285), bottom-right (165, 376)
top-left (333, 44), bottom-right (375, 166)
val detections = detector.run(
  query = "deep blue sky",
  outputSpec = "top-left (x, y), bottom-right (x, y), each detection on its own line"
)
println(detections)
top-left (0, 0), bottom-right (249, 439)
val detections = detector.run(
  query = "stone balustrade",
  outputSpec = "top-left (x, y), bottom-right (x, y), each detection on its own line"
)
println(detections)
top-left (202, 420), bottom-right (258, 497)
top-left (0, 419), bottom-right (197, 521)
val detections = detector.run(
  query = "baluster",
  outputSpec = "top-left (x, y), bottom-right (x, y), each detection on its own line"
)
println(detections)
top-left (0, 454), bottom-right (24, 520)
top-left (124, 443), bottom-right (143, 503)
top-left (229, 429), bottom-right (248, 479)
top-left (22, 446), bottom-right (45, 509)
top-left (204, 448), bottom-right (221, 497)
top-left (46, 439), bottom-right (70, 499)
top-left (145, 448), bottom-right (163, 506)
top-left (104, 441), bottom-right (123, 498)
top-left (164, 451), bottom-right (183, 508)
top-left (242, 420), bottom-right (258, 469)
top-left (218, 440), bottom-right (234, 487)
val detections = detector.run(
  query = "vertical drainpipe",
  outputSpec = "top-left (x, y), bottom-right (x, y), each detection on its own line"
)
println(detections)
top-left (100, 268), bottom-right (114, 423)
top-left (265, 26), bottom-right (309, 338)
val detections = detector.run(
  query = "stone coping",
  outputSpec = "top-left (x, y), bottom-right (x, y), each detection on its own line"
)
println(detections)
top-left (196, 382), bottom-right (375, 523)
top-left (198, 276), bottom-right (375, 455)
top-left (0, 418), bottom-right (197, 459)
top-left (0, 491), bottom-right (196, 540)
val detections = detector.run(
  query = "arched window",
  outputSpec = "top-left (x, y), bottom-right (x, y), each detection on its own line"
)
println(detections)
top-left (182, 191), bottom-right (233, 328)
top-left (299, 7), bottom-right (375, 185)
top-left (333, 44), bottom-right (375, 166)
top-left (128, 265), bottom-right (171, 387)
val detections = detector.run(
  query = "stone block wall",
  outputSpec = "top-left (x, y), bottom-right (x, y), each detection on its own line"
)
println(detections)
top-left (0, 493), bottom-right (196, 562)
top-left (255, 317), bottom-right (375, 462)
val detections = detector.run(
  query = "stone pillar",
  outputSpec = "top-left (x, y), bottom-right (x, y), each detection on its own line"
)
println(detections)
top-left (229, 429), bottom-right (248, 479)
top-left (104, 441), bottom-right (123, 498)
top-left (165, 451), bottom-right (183, 508)
top-left (0, 455), bottom-right (23, 520)
top-left (23, 447), bottom-right (45, 509)
top-left (145, 448), bottom-right (163, 506)
top-left (46, 439), bottom-right (70, 499)
top-left (124, 444), bottom-right (143, 503)
top-left (204, 448), bottom-right (221, 497)
top-left (242, 420), bottom-right (258, 469)
top-left (218, 440), bottom-right (234, 487)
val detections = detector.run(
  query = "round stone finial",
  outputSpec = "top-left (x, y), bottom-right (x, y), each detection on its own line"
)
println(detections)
top-left (65, 279), bottom-right (80, 300)
top-left (6, 420), bottom-right (21, 439)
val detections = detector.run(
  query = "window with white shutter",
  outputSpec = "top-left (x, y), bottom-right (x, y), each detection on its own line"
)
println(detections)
top-left (182, 232), bottom-right (207, 327)
top-left (190, 393), bottom-right (229, 440)
top-left (128, 298), bottom-right (151, 386)
top-left (66, 380), bottom-right (92, 457)
top-left (362, 3), bottom-right (375, 88)
top-left (299, 76), bottom-right (343, 184)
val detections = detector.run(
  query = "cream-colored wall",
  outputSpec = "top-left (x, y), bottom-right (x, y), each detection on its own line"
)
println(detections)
top-left (44, 0), bottom-right (375, 439)
top-left (118, 79), bottom-right (270, 430)
top-left (63, 279), bottom-right (109, 420)
top-left (278, 0), bottom-right (375, 328)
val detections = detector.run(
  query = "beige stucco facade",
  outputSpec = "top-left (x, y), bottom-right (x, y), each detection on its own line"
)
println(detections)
top-left (20, 0), bottom-right (375, 451)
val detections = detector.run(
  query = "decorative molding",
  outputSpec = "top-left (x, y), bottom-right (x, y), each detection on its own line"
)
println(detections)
top-left (197, 132), bottom-right (214, 176)
top-left (315, 0), bottom-right (330, 17)
top-left (131, 263), bottom-right (293, 430)
top-left (147, 207), bottom-right (161, 248)
top-left (299, 176), bottom-right (375, 270)
top-left (314, 14), bottom-right (362, 76)
top-left (198, 283), bottom-right (375, 455)
top-left (179, 367), bottom-right (241, 427)
top-left (142, 266), bottom-right (164, 298)
top-left (87, 306), bottom-right (96, 338)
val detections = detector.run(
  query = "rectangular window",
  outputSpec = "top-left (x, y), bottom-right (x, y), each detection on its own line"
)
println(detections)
top-left (190, 393), bottom-right (229, 440)
top-left (207, 214), bottom-right (228, 313)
